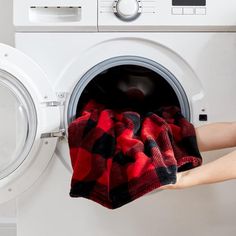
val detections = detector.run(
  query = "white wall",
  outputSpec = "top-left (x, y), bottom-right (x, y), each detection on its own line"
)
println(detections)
top-left (0, 0), bottom-right (16, 235)
top-left (0, 0), bottom-right (14, 46)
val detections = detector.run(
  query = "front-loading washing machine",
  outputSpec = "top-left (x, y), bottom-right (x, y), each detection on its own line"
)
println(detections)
top-left (0, 0), bottom-right (236, 235)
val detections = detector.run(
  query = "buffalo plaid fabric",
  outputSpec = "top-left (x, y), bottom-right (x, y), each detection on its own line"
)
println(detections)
top-left (68, 100), bottom-right (202, 209)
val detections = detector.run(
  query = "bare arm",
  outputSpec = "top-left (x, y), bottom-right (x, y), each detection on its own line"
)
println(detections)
top-left (162, 122), bottom-right (236, 190)
top-left (196, 122), bottom-right (236, 152)
top-left (166, 150), bottom-right (236, 189)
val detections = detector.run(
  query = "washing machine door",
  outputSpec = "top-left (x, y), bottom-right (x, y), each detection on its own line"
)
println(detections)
top-left (0, 44), bottom-right (61, 203)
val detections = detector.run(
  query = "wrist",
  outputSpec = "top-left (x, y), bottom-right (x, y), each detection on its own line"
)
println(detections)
top-left (164, 172), bottom-right (185, 190)
top-left (173, 172), bottom-right (185, 189)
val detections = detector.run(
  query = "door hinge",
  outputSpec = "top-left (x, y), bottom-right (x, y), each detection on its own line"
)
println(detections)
top-left (40, 129), bottom-right (66, 139)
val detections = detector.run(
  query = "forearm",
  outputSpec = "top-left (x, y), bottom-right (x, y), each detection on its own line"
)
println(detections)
top-left (196, 122), bottom-right (236, 152)
top-left (161, 122), bottom-right (236, 190)
top-left (176, 150), bottom-right (236, 189)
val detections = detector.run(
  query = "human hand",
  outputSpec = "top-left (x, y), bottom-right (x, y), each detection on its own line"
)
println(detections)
top-left (160, 149), bottom-right (236, 191)
top-left (159, 172), bottom-right (185, 190)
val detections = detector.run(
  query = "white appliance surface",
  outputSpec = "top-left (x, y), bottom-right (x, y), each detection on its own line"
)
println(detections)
top-left (15, 32), bottom-right (236, 236)
top-left (0, 0), bottom-right (235, 235)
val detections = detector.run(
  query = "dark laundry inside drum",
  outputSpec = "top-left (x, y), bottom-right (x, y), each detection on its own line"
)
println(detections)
top-left (76, 65), bottom-right (180, 116)
top-left (68, 65), bottom-right (203, 209)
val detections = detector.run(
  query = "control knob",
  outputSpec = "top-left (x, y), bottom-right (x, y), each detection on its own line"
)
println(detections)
top-left (113, 0), bottom-right (142, 22)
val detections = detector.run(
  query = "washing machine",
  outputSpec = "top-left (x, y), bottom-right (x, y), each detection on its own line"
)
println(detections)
top-left (0, 0), bottom-right (236, 235)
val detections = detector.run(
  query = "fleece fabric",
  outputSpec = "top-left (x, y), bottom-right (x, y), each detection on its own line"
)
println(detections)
top-left (68, 100), bottom-right (202, 209)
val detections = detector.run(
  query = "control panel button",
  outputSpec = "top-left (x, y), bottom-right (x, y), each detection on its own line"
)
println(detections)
top-left (183, 8), bottom-right (194, 15)
top-left (172, 7), bottom-right (183, 15)
top-left (195, 8), bottom-right (206, 15)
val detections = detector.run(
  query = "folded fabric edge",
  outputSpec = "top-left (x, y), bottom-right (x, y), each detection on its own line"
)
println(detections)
top-left (69, 167), bottom-right (177, 209)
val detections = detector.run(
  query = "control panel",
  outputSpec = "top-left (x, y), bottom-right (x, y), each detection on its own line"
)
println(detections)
top-left (98, 0), bottom-right (236, 31)
top-left (13, 0), bottom-right (236, 32)
top-left (172, 0), bottom-right (206, 15)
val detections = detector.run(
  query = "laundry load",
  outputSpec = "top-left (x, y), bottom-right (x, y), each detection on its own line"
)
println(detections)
top-left (68, 100), bottom-right (202, 209)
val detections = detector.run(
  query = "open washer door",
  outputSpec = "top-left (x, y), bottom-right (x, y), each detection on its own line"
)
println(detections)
top-left (0, 44), bottom-right (61, 203)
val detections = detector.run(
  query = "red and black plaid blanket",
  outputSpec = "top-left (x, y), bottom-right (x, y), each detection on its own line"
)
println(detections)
top-left (68, 100), bottom-right (202, 209)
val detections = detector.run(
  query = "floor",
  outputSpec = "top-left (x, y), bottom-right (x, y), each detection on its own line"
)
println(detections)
top-left (0, 222), bottom-right (16, 236)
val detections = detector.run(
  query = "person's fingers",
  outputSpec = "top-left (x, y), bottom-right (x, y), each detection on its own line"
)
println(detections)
top-left (159, 172), bottom-right (184, 190)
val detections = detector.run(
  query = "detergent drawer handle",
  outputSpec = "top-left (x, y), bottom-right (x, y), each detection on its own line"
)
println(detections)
top-left (41, 129), bottom-right (66, 139)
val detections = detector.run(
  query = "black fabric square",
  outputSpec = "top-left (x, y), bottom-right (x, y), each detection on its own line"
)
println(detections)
top-left (180, 136), bottom-right (202, 158)
top-left (92, 133), bottom-right (115, 158)
top-left (110, 183), bottom-right (131, 209)
top-left (70, 181), bottom-right (96, 198)
top-left (178, 163), bottom-right (193, 172)
top-left (144, 139), bottom-right (157, 157)
top-left (155, 165), bottom-right (177, 185)
top-left (83, 119), bottom-right (97, 138)
top-left (113, 152), bottom-right (135, 165)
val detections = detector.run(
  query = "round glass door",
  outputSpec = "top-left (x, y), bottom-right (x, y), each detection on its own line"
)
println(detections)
top-left (0, 70), bottom-right (37, 179)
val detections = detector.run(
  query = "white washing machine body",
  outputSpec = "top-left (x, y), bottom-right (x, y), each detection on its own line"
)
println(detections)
top-left (0, 0), bottom-right (235, 235)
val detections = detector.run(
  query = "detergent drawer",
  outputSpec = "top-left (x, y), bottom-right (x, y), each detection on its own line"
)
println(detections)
top-left (14, 0), bottom-right (98, 32)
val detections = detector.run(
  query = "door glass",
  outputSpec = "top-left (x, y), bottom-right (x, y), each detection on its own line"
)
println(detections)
top-left (0, 71), bottom-right (37, 179)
